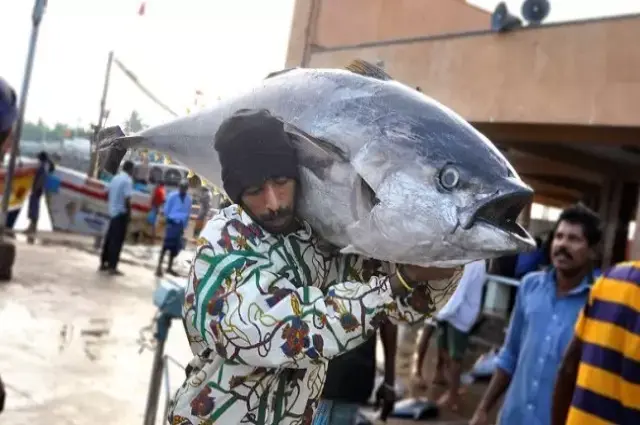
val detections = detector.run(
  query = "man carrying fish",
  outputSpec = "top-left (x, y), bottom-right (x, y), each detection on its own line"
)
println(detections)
top-left (168, 109), bottom-right (458, 425)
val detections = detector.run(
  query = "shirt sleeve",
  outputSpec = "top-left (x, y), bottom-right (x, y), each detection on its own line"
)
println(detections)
top-left (163, 194), bottom-right (173, 217)
top-left (495, 275), bottom-right (529, 376)
top-left (124, 177), bottom-right (133, 198)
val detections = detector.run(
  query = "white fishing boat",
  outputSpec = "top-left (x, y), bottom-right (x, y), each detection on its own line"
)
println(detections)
top-left (45, 164), bottom-right (152, 237)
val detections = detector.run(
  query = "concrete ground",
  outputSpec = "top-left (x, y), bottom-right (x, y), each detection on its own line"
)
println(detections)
top-left (0, 239), bottom-right (193, 425)
top-left (0, 237), bottom-right (500, 424)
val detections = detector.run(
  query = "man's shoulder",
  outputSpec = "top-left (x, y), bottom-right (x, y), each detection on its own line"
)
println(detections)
top-left (111, 172), bottom-right (131, 186)
top-left (589, 262), bottom-right (640, 306)
top-left (518, 270), bottom-right (549, 294)
top-left (197, 205), bottom-right (266, 252)
top-left (600, 261), bottom-right (640, 287)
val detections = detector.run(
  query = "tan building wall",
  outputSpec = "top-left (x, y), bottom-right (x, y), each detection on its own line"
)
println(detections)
top-left (286, 1), bottom-right (640, 127)
top-left (286, 0), bottom-right (489, 67)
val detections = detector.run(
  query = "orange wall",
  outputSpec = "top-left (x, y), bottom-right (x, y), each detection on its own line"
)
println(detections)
top-left (314, 0), bottom-right (488, 47)
top-left (286, 0), bottom-right (489, 67)
top-left (304, 15), bottom-right (640, 126)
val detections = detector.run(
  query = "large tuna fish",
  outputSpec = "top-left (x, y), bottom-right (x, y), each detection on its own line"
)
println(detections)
top-left (99, 60), bottom-right (535, 267)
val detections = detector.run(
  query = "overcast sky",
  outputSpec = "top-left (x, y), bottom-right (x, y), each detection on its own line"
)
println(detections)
top-left (2, 0), bottom-right (638, 128)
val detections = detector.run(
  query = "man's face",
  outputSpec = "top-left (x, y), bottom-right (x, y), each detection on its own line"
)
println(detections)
top-left (179, 185), bottom-right (188, 196)
top-left (550, 220), bottom-right (593, 275)
top-left (241, 177), bottom-right (296, 234)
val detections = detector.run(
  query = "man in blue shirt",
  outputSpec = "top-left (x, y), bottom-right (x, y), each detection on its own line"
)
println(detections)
top-left (470, 204), bottom-right (601, 425)
top-left (155, 179), bottom-right (192, 277)
top-left (99, 160), bottom-right (134, 275)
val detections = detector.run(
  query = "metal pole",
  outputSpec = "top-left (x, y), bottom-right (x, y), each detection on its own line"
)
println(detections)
top-left (143, 315), bottom-right (172, 425)
top-left (0, 0), bottom-right (47, 240)
top-left (88, 51), bottom-right (114, 178)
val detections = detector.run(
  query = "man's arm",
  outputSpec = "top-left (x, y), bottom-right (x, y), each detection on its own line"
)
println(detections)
top-left (380, 320), bottom-right (397, 386)
top-left (124, 178), bottom-right (133, 215)
top-left (551, 277), bottom-right (597, 425)
top-left (551, 335), bottom-right (583, 425)
top-left (474, 278), bottom-right (528, 416)
top-left (377, 320), bottom-right (398, 421)
top-left (163, 194), bottom-right (174, 219)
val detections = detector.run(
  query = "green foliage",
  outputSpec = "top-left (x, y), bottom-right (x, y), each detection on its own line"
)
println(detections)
top-left (21, 110), bottom-right (147, 141)
top-left (21, 118), bottom-right (92, 141)
top-left (124, 110), bottom-right (146, 134)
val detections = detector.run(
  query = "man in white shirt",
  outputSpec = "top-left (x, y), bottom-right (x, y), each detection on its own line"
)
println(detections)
top-left (412, 260), bottom-right (487, 410)
top-left (99, 160), bottom-right (134, 275)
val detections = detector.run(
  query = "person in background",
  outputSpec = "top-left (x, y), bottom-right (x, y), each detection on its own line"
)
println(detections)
top-left (412, 261), bottom-right (486, 411)
top-left (193, 185), bottom-right (211, 238)
top-left (314, 260), bottom-right (398, 425)
top-left (147, 175), bottom-right (166, 241)
top-left (0, 76), bottom-right (16, 415)
top-left (0, 77), bottom-right (19, 231)
top-left (26, 151), bottom-right (55, 243)
top-left (155, 179), bottom-right (192, 277)
top-left (470, 204), bottom-right (601, 425)
top-left (99, 160), bottom-right (134, 276)
top-left (552, 261), bottom-right (640, 425)
top-left (433, 259), bottom-right (486, 411)
top-left (514, 236), bottom-right (544, 279)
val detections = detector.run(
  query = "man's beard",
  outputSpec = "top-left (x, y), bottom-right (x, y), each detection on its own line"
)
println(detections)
top-left (254, 207), bottom-right (297, 234)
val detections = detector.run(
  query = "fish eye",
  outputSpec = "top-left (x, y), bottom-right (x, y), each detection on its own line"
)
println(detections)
top-left (439, 165), bottom-right (460, 190)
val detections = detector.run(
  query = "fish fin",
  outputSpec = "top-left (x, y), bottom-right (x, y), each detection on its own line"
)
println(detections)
top-left (282, 123), bottom-right (349, 163)
top-left (96, 125), bottom-right (125, 148)
top-left (95, 127), bottom-right (145, 175)
top-left (265, 67), bottom-right (299, 79)
top-left (345, 59), bottom-right (393, 81)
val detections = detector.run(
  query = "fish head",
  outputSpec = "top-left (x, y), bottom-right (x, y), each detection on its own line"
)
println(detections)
top-left (334, 81), bottom-right (535, 267)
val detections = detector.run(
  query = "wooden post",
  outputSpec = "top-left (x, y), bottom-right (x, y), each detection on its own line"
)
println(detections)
top-left (300, 0), bottom-right (321, 67)
top-left (631, 185), bottom-right (640, 260)
top-left (602, 181), bottom-right (623, 268)
top-left (87, 51), bottom-right (114, 178)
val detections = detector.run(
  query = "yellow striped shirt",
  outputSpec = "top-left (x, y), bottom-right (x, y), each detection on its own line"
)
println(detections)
top-left (566, 261), bottom-right (640, 425)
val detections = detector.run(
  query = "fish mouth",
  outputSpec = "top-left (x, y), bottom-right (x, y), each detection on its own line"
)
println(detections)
top-left (461, 180), bottom-right (533, 241)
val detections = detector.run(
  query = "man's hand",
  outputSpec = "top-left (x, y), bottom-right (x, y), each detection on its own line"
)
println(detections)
top-left (374, 382), bottom-right (396, 422)
top-left (469, 407), bottom-right (489, 425)
top-left (401, 265), bottom-right (458, 283)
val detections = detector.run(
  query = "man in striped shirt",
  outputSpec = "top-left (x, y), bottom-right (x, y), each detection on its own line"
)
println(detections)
top-left (552, 261), bottom-right (640, 425)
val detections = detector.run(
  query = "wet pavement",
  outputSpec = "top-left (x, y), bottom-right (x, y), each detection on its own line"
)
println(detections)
top-left (0, 239), bottom-right (193, 424)
top-left (0, 236), bottom-right (495, 424)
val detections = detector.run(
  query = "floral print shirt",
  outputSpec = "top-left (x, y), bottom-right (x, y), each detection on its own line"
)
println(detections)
top-left (168, 205), bottom-right (453, 425)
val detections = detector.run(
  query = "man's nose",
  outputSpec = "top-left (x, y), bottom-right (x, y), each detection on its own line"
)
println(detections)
top-left (263, 185), bottom-right (279, 211)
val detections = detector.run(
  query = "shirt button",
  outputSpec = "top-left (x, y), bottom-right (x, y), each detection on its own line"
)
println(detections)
top-left (528, 404), bottom-right (534, 410)
top-left (539, 357), bottom-right (544, 363)
top-left (552, 314), bottom-right (558, 320)
top-left (533, 380), bottom-right (539, 387)
top-left (545, 335), bottom-right (551, 342)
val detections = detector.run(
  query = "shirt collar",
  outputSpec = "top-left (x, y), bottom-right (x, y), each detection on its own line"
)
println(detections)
top-left (546, 267), bottom-right (594, 296)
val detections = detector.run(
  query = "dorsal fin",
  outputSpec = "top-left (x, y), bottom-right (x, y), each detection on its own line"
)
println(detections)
top-left (345, 59), bottom-right (393, 81)
top-left (265, 67), bottom-right (298, 79)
